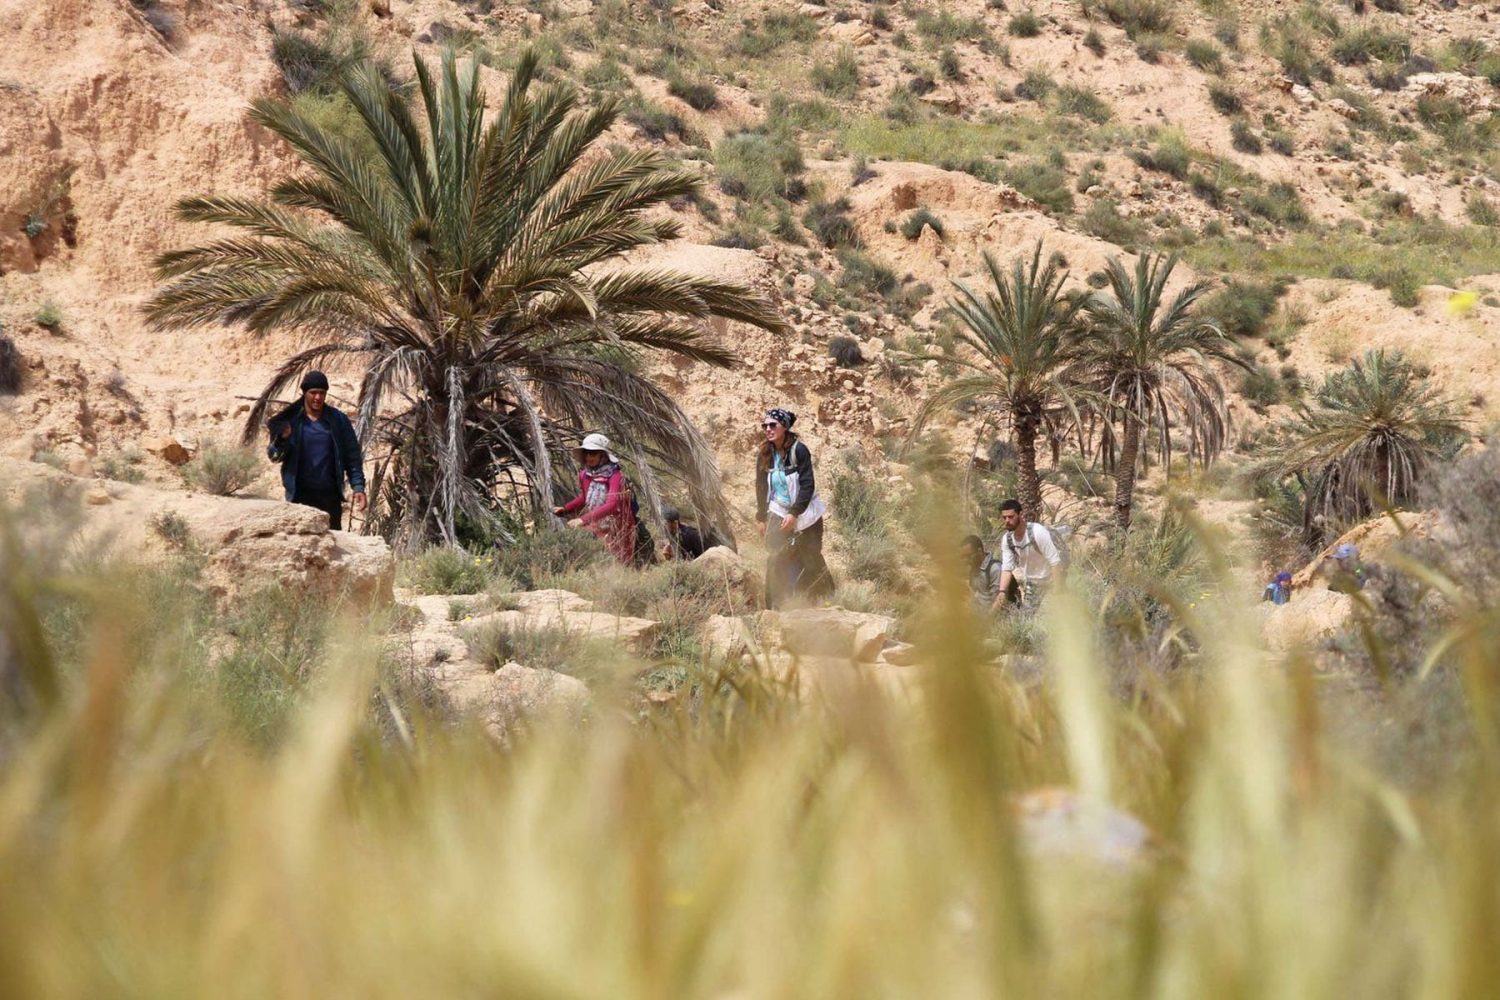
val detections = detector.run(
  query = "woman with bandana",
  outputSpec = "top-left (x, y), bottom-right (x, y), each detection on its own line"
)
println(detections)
top-left (553, 432), bottom-right (638, 565)
top-left (756, 408), bottom-right (834, 608)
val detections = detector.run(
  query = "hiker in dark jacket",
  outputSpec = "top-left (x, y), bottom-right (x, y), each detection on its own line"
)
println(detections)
top-left (266, 370), bottom-right (366, 531)
top-left (756, 408), bottom-right (834, 608)
top-left (660, 506), bottom-right (732, 561)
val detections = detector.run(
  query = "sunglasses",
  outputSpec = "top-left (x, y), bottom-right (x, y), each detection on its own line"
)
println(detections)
top-left (762, 422), bottom-right (780, 429)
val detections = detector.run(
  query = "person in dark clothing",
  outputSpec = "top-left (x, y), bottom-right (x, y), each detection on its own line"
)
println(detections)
top-left (266, 370), bottom-right (366, 530)
top-left (755, 408), bottom-right (834, 608)
top-left (660, 506), bottom-right (726, 561)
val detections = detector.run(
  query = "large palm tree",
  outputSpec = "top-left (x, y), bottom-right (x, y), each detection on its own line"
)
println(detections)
top-left (907, 244), bottom-right (1086, 521)
top-left (1081, 252), bottom-right (1243, 530)
top-left (1262, 349), bottom-right (1465, 543)
top-left (145, 48), bottom-right (782, 546)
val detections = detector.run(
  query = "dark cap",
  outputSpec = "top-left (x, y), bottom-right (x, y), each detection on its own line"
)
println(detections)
top-left (661, 505), bottom-right (681, 523)
top-left (300, 370), bottom-right (330, 391)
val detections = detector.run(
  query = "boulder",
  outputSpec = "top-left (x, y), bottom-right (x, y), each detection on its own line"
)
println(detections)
top-left (492, 662), bottom-right (590, 724)
top-left (1261, 589), bottom-right (1354, 652)
top-left (472, 607), bottom-right (660, 654)
top-left (1015, 788), bottom-right (1153, 869)
top-left (184, 502), bottom-right (395, 607)
top-left (145, 435), bottom-right (193, 466)
top-left (776, 608), bottom-right (895, 662)
top-left (506, 589), bottom-right (594, 613)
top-left (694, 545), bottom-right (764, 607)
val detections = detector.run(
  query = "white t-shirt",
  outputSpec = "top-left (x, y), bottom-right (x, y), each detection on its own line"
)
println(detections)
top-left (999, 523), bottom-right (1063, 584)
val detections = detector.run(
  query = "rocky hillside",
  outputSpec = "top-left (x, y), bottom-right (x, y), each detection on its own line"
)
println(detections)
top-left (3, 0), bottom-right (1499, 541)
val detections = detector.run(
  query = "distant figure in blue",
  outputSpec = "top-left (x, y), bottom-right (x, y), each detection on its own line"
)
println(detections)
top-left (1263, 570), bottom-right (1293, 605)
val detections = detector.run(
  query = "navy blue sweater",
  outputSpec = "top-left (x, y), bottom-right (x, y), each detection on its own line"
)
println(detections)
top-left (266, 404), bottom-right (366, 502)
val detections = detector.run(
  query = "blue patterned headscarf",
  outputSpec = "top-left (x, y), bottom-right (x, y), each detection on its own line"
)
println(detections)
top-left (765, 408), bottom-right (796, 429)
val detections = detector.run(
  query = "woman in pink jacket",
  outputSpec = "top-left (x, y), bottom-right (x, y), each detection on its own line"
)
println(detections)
top-left (552, 432), bottom-right (637, 565)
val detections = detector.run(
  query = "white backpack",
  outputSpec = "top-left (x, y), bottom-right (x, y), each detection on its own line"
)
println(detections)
top-left (1001, 522), bottom-right (1072, 571)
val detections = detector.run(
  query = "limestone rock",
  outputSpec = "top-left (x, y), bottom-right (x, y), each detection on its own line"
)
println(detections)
top-left (145, 435), bottom-right (193, 466)
top-left (1328, 98), bottom-right (1360, 121)
top-left (776, 608), bottom-right (894, 662)
top-left (1261, 589), bottom-right (1354, 652)
top-left (693, 545), bottom-right (764, 608)
top-left (1016, 788), bottom-right (1154, 869)
top-left (507, 589), bottom-right (594, 613)
top-left (492, 662), bottom-right (590, 723)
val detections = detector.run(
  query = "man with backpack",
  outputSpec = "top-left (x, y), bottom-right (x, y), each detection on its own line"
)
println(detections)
top-left (993, 498), bottom-right (1066, 612)
top-left (964, 534), bottom-right (1003, 612)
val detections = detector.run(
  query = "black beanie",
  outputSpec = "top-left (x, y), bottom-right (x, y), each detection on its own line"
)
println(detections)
top-left (300, 370), bottom-right (330, 391)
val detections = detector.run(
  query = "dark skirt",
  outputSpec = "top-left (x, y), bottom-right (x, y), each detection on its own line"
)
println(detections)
top-left (765, 517), bottom-right (835, 609)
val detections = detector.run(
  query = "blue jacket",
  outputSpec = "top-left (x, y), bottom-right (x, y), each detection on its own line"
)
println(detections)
top-left (266, 403), bottom-right (366, 502)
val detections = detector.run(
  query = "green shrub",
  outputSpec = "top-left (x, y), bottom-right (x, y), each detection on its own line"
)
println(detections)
top-left (1014, 68), bottom-right (1054, 101)
top-left (623, 96), bottom-right (695, 142)
top-left (495, 527), bottom-right (610, 590)
top-left (916, 9), bottom-right (989, 45)
top-left (1371, 266), bottom-right (1422, 307)
top-left (402, 547), bottom-right (495, 595)
top-left (1333, 28), bottom-right (1410, 67)
top-left (34, 301), bottom-right (62, 329)
top-left (1083, 28), bottom-right (1105, 56)
top-left (1054, 84), bottom-right (1111, 123)
top-left (714, 130), bottom-right (805, 202)
top-left (1185, 38), bottom-right (1223, 73)
top-left (836, 249), bottom-right (898, 300)
top-left (1267, 129), bottom-right (1295, 155)
top-left (901, 207), bottom-right (945, 240)
top-left (1134, 33), bottom-right (1166, 64)
top-left (1240, 362), bottom-right (1285, 412)
top-left (1203, 278), bottom-right (1286, 337)
top-left (1080, 198), bottom-right (1144, 247)
top-left (148, 510), bottom-right (191, 548)
top-left (1130, 133), bottom-right (1191, 178)
top-left (667, 74), bottom-right (718, 111)
top-left (734, 13), bottom-right (818, 57)
top-left (710, 224), bottom-right (766, 250)
top-left (939, 48), bottom-right (961, 80)
top-left (1208, 82), bottom-right (1241, 115)
top-left (811, 47), bottom-right (861, 98)
top-left (181, 444), bottom-right (260, 497)
top-left (1245, 181), bottom-right (1309, 226)
top-left (804, 198), bottom-right (861, 248)
top-left (1007, 10), bottom-right (1043, 37)
top-left (1466, 194), bottom-right (1499, 228)
top-left (1096, 0), bottom-right (1173, 38)
top-left (1230, 119), bottom-right (1262, 154)
top-left (1002, 158), bottom-right (1074, 214)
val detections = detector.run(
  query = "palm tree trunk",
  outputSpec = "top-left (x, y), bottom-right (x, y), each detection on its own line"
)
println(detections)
top-left (1015, 418), bottom-right (1043, 523)
top-left (1113, 416), bottom-right (1142, 531)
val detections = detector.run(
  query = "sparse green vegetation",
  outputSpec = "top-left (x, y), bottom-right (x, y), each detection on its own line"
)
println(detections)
top-left (181, 444), bottom-right (260, 497)
top-left (1080, 198), bottom-right (1144, 247)
top-left (1184, 38), bottom-right (1224, 73)
top-left (1332, 27), bottom-right (1411, 67)
top-left (1230, 119), bottom-right (1262, 154)
top-left (811, 46), bottom-right (861, 98)
top-left (1207, 81), bottom-right (1241, 116)
top-left (667, 73), bottom-right (718, 111)
top-left (804, 197), bottom-right (861, 248)
top-left (1007, 10), bottom-right (1043, 38)
top-left (1002, 158), bottom-right (1074, 215)
top-left (34, 301), bottom-right (62, 329)
top-left (733, 12), bottom-right (818, 57)
top-left (1054, 84), bottom-right (1111, 123)
top-left (916, 9), bottom-right (989, 45)
top-left (901, 208), bottom-right (946, 240)
top-left (713, 129), bottom-right (805, 203)
top-left (1096, 0), bottom-right (1173, 39)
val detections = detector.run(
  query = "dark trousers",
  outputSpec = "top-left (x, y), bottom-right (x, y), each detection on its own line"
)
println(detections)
top-left (765, 517), bottom-right (834, 609)
top-left (295, 486), bottom-right (342, 531)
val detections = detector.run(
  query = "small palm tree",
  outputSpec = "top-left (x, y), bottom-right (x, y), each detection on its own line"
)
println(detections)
top-left (146, 49), bottom-right (782, 546)
top-left (1081, 252), bottom-right (1243, 530)
top-left (907, 244), bottom-right (1086, 520)
top-left (1264, 349), bottom-right (1466, 542)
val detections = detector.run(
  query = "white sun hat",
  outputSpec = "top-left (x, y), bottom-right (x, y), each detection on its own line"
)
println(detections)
top-left (575, 432), bottom-right (619, 464)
